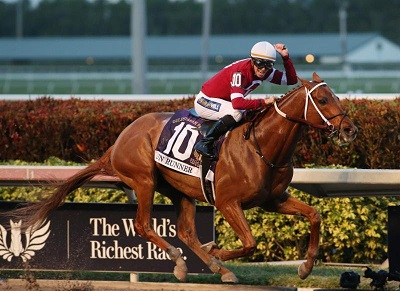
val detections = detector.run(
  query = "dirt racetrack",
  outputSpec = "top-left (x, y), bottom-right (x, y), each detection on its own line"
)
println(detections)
top-left (1, 279), bottom-right (299, 291)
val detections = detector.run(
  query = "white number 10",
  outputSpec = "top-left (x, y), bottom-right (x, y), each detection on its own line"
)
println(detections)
top-left (163, 123), bottom-right (199, 160)
top-left (230, 72), bottom-right (242, 87)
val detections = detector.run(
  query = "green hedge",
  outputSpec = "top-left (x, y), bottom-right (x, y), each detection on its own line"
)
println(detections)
top-left (1, 159), bottom-right (397, 263)
top-left (1, 97), bottom-right (399, 168)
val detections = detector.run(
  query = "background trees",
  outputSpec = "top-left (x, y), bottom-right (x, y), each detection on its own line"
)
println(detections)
top-left (0, 0), bottom-right (399, 44)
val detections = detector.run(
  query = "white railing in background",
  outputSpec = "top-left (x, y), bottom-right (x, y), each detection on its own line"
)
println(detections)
top-left (0, 93), bottom-right (398, 102)
top-left (0, 166), bottom-right (399, 198)
top-left (1, 70), bottom-right (400, 95)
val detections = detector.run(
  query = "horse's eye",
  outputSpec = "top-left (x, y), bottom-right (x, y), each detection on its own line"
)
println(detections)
top-left (318, 98), bottom-right (328, 105)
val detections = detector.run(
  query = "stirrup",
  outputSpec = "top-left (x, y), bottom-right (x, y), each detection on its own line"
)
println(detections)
top-left (198, 151), bottom-right (216, 160)
top-left (195, 147), bottom-right (215, 159)
top-left (194, 144), bottom-right (216, 160)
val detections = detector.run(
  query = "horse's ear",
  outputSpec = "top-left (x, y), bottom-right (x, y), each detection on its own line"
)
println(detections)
top-left (312, 72), bottom-right (324, 83)
top-left (298, 76), bottom-right (313, 89)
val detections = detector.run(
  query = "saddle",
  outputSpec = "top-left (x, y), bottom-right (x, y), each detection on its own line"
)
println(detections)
top-left (188, 108), bottom-right (217, 136)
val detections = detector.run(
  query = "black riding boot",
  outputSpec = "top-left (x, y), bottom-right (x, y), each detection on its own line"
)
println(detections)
top-left (194, 115), bottom-right (237, 160)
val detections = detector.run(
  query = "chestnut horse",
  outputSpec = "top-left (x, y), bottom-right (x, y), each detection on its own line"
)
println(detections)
top-left (12, 73), bottom-right (357, 283)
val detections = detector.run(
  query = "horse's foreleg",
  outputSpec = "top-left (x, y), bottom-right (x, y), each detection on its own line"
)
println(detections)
top-left (173, 194), bottom-right (238, 283)
top-left (212, 201), bottom-right (257, 261)
top-left (273, 194), bottom-right (321, 280)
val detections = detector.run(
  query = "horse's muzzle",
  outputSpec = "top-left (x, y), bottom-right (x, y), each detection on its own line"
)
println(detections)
top-left (341, 125), bottom-right (358, 142)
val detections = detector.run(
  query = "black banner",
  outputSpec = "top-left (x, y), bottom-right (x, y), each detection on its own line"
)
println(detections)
top-left (0, 202), bottom-right (214, 274)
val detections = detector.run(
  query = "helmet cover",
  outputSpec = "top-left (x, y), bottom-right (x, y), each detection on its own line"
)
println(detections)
top-left (250, 41), bottom-right (276, 62)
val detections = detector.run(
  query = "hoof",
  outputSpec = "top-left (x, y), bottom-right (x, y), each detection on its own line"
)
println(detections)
top-left (167, 245), bottom-right (187, 281)
top-left (173, 264), bottom-right (188, 282)
top-left (221, 272), bottom-right (238, 284)
top-left (298, 262), bottom-right (311, 280)
top-left (201, 241), bottom-right (218, 253)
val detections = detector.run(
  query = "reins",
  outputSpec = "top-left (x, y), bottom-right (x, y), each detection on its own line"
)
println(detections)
top-left (251, 124), bottom-right (293, 168)
top-left (243, 107), bottom-right (293, 169)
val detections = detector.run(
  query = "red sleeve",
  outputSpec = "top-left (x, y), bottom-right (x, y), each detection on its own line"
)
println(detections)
top-left (231, 97), bottom-right (263, 110)
top-left (269, 55), bottom-right (298, 85)
top-left (282, 56), bottom-right (298, 85)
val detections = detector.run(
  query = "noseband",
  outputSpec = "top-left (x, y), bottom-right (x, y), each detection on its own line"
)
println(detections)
top-left (274, 82), bottom-right (348, 138)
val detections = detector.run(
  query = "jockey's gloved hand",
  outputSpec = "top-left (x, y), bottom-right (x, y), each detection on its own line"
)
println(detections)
top-left (274, 43), bottom-right (289, 58)
top-left (264, 96), bottom-right (277, 106)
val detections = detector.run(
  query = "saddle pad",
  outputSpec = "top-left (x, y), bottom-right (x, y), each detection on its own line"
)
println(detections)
top-left (155, 110), bottom-right (204, 178)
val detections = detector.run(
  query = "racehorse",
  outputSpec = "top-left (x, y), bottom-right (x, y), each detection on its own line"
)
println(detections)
top-left (11, 73), bottom-right (357, 283)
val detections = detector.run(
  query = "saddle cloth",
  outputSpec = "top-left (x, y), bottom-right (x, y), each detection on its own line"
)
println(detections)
top-left (154, 109), bottom-right (224, 203)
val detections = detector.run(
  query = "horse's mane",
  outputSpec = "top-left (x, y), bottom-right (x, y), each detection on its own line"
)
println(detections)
top-left (242, 84), bottom-right (304, 140)
top-left (277, 83), bottom-right (305, 104)
top-left (243, 84), bottom-right (303, 123)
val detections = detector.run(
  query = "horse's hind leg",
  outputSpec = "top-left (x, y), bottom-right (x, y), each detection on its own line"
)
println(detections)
top-left (122, 182), bottom-right (189, 281)
top-left (170, 192), bottom-right (238, 283)
top-left (134, 184), bottom-right (188, 281)
top-left (264, 193), bottom-right (321, 280)
top-left (111, 133), bottom-right (188, 281)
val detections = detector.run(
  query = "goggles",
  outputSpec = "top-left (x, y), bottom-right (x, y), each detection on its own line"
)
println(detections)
top-left (252, 58), bottom-right (274, 70)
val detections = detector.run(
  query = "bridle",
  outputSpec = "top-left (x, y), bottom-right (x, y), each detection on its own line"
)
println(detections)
top-left (244, 81), bottom-right (348, 168)
top-left (274, 82), bottom-right (348, 138)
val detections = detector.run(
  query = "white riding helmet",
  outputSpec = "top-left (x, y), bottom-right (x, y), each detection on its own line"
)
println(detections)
top-left (250, 41), bottom-right (276, 62)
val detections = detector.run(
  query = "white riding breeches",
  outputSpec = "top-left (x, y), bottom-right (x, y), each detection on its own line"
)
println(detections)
top-left (194, 91), bottom-right (244, 122)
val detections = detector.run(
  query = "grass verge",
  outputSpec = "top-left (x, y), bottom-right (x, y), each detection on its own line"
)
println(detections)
top-left (1, 263), bottom-right (398, 290)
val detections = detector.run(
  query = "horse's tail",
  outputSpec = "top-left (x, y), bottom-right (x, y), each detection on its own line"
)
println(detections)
top-left (9, 146), bottom-right (115, 230)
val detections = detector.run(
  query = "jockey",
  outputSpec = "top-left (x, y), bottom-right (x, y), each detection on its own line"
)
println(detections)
top-left (194, 41), bottom-right (298, 160)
